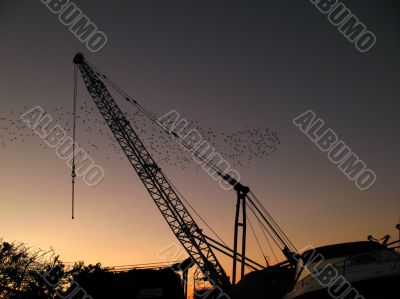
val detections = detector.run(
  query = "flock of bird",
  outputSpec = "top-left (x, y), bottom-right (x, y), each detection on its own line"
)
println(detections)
top-left (0, 101), bottom-right (280, 170)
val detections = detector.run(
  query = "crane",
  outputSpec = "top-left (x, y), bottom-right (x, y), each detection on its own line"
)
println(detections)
top-left (73, 52), bottom-right (231, 292)
top-left (73, 52), bottom-right (298, 293)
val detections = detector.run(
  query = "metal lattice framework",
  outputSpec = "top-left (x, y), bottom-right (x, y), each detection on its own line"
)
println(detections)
top-left (73, 53), bottom-right (231, 290)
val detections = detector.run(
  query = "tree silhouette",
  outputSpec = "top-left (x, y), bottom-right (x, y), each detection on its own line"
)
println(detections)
top-left (0, 239), bottom-right (61, 299)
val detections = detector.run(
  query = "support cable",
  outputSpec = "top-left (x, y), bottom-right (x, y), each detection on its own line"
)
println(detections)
top-left (71, 65), bottom-right (78, 220)
top-left (247, 202), bottom-right (279, 264)
top-left (85, 61), bottom-right (226, 176)
top-left (246, 196), bottom-right (288, 251)
top-left (246, 205), bottom-right (269, 266)
top-left (249, 192), bottom-right (297, 252)
top-left (165, 175), bottom-right (228, 248)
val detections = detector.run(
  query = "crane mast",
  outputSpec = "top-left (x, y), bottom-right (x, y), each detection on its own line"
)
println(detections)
top-left (73, 53), bottom-right (231, 291)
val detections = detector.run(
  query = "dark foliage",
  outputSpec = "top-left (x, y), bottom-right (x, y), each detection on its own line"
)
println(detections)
top-left (0, 239), bottom-right (184, 299)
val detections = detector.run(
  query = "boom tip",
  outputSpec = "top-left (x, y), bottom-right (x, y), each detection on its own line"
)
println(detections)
top-left (73, 52), bottom-right (84, 65)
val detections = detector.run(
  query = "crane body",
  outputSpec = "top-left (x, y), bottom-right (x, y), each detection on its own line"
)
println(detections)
top-left (73, 52), bottom-right (298, 295)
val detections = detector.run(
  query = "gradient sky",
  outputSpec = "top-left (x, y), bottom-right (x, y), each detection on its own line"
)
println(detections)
top-left (1, 0), bottom-right (400, 281)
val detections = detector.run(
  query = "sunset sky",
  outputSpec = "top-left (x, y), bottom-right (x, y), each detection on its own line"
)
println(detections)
top-left (1, 0), bottom-right (399, 281)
